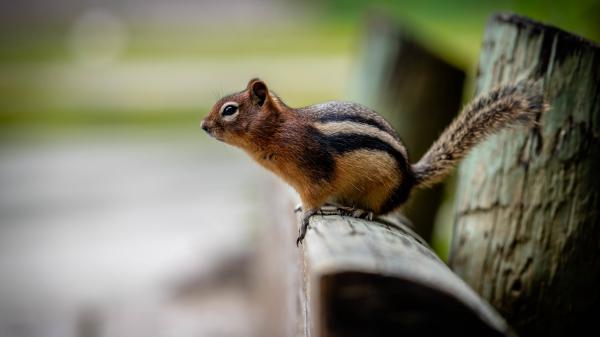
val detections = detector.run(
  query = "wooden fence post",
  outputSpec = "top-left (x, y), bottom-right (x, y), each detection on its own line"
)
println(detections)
top-left (449, 13), bottom-right (600, 337)
top-left (352, 13), bottom-right (465, 241)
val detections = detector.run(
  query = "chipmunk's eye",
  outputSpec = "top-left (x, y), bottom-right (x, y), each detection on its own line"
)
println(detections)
top-left (221, 103), bottom-right (238, 117)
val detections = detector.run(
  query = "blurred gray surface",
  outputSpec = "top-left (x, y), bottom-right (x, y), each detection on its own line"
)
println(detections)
top-left (0, 128), bottom-right (267, 337)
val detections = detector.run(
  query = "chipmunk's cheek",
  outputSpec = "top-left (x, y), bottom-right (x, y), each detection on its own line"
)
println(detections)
top-left (211, 129), bottom-right (226, 141)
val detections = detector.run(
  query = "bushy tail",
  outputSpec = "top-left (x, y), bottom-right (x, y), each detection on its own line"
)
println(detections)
top-left (412, 81), bottom-right (548, 188)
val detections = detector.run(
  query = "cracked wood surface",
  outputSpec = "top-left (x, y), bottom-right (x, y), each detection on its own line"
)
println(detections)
top-left (450, 13), bottom-right (600, 337)
top-left (301, 215), bottom-right (512, 337)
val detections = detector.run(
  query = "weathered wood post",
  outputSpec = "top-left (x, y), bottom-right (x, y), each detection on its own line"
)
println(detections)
top-left (352, 13), bottom-right (465, 241)
top-left (450, 13), bottom-right (600, 337)
top-left (300, 215), bottom-right (512, 337)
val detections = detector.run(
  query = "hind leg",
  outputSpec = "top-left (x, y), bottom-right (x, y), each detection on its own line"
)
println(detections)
top-left (322, 206), bottom-right (374, 220)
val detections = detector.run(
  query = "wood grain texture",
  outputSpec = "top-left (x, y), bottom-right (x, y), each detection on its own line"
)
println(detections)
top-left (449, 13), bottom-right (600, 337)
top-left (301, 215), bottom-right (512, 337)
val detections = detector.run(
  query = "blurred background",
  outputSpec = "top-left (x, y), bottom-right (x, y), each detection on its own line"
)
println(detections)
top-left (0, 1), bottom-right (598, 336)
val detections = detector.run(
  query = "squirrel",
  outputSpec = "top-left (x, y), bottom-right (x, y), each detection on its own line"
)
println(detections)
top-left (201, 78), bottom-right (547, 245)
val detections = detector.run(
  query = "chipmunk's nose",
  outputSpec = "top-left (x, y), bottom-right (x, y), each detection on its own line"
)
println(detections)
top-left (201, 120), bottom-right (209, 133)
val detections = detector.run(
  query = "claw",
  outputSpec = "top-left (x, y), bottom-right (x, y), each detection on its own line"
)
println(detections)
top-left (294, 207), bottom-right (373, 246)
top-left (352, 209), bottom-right (374, 220)
top-left (296, 208), bottom-right (317, 246)
top-left (296, 225), bottom-right (307, 246)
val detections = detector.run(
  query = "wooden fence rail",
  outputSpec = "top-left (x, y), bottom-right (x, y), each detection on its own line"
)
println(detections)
top-left (299, 215), bottom-right (512, 337)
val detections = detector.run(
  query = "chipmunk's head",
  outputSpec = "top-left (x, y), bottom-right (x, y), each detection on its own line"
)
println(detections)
top-left (202, 78), bottom-right (283, 148)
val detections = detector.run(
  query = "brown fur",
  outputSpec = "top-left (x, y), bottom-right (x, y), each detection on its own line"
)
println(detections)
top-left (328, 149), bottom-right (401, 213)
top-left (203, 79), bottom-right (329, 211)
top-left (202, 79), bottom-right (548, 223)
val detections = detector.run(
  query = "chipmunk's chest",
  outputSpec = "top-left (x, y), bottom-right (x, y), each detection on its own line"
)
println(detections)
top-left (253, 149), bottom-right (278, 170)
top-left (253, 147), bottom-right (290, 172)
top-left (251, 143), bottom-right (326, 189)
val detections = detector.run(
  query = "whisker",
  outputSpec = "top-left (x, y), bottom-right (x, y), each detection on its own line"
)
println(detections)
top-left (212, 89), bottom-right (221, 100)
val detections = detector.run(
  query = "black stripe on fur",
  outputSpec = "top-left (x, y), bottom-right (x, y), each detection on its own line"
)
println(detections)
top-left (309, 129), bottom-right (414, 213)
top-left (318, 114), bottom-right (399, 140)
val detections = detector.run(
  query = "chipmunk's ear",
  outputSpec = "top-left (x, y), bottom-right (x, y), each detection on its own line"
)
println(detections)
top-left (247, 78), bottom-right (269, 107)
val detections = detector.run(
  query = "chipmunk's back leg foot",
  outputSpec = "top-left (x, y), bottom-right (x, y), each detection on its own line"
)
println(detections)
top-left (322, 206), bottom-right (374, 220)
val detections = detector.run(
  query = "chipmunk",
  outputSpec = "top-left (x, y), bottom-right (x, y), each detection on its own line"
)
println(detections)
top-left (201, 78), bottom-right (547, 245)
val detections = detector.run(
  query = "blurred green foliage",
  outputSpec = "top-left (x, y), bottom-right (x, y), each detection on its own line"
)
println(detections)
top-left (319, 0), bottom-right (599, 68)
top-left (0, 24), bottom-right (355, 63)
top-left (0, 22), bottom-right (355, 129)
top-left (0, 0), bottom-right (597, 128)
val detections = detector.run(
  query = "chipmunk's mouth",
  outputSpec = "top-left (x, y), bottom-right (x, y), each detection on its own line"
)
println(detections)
top-left (200, 120), bottom-right (224, 141)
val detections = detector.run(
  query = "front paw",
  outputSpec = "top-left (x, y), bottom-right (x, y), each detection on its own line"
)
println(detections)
top-left (296, 209), bottom-right (317, 246)
top-left (296, 234), bottom-right (305, 246)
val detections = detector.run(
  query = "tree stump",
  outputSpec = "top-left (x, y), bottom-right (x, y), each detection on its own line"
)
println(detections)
top-left (449, 13), bottom-right (600, 337)
top-left (352, 13), bottom-right (465, 242)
